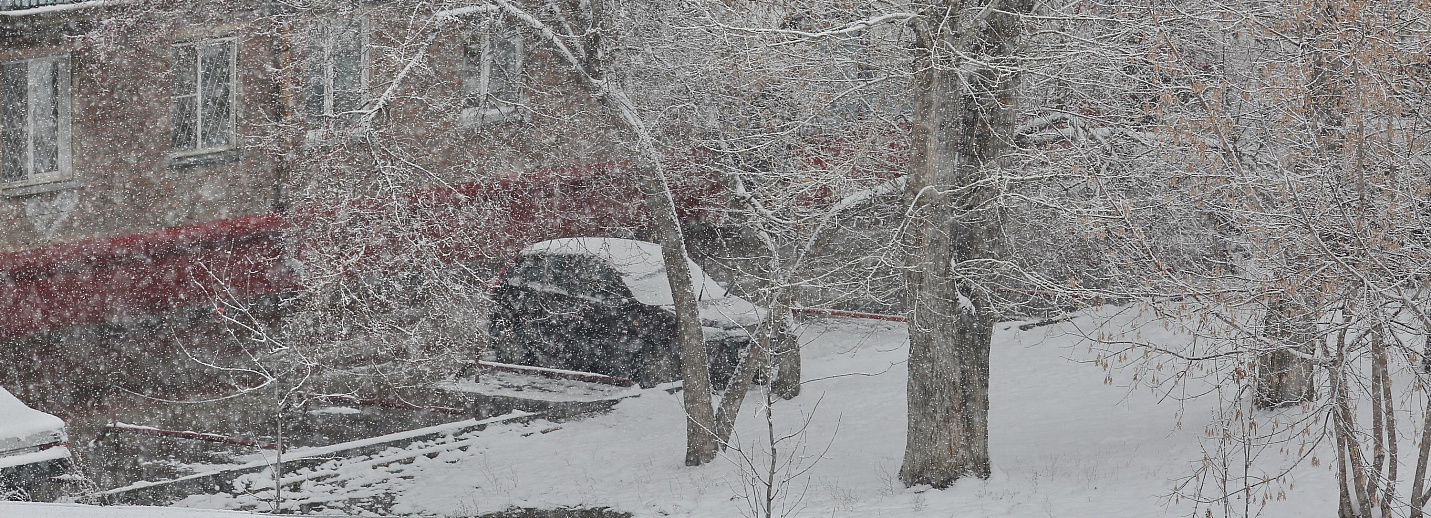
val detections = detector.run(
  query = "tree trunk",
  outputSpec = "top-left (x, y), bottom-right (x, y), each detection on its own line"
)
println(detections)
top-left (1254, 296), bottom-right (1316, 408)
top-left (638, 173), bottom-right (719, 466)
top-left (770, 290), bottom-right (800, 400)
top-left (898, 0), bottom-right (1030, 489)
top-left (556, 0), bottom-right (719, 466)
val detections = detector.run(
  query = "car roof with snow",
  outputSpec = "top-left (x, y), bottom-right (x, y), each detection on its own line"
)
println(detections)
top-left (518, 237), bottom-right (730, 306)
top-left (0, 385), bottom-right (65, 451)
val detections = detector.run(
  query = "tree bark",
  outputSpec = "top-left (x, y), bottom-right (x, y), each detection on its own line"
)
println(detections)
top-left (770, 290), bottom-right (800, 400)
top-left (637, 173), bottom-right (719, 465)
top-left (898, 0), bottom-right (1030, 489)
top-left (1254, 296), bottom-right (1316, 408)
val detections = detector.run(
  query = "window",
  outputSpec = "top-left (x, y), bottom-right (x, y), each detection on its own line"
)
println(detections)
top-left (171, 38), bottom-right (236, 153)
top-left (307, 17), bottom-right (367, 123)
top-left (463, 21), bottom-right (523, 125)
top-left (1, 54), bottom-right (71, 188)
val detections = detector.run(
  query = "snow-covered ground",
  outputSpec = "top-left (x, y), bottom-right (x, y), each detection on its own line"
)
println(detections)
top-left (43, 311), bottom-right (1349, 516)
top-left (0, 501), bottom-right (264, 517)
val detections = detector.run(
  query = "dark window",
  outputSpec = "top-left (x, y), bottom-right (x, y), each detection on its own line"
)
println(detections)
top-left (462, 20), bottom-right (523, 125)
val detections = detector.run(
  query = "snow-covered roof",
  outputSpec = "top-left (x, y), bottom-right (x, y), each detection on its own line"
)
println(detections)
top-left (519, 237), bottom-right (729, 306)
top-left (0, 385), bottom-right (66, 454)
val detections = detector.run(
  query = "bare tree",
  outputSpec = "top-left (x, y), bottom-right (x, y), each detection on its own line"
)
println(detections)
top-left (897, 0), bottom-right (1034, 488)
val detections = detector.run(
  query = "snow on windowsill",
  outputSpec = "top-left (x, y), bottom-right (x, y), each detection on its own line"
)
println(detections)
top-left (0, 178), bottom-right (79, 197)
top-left (460, 105), bottom-right (524, 127)
top-left (167, 148), bottom-right (241, 169)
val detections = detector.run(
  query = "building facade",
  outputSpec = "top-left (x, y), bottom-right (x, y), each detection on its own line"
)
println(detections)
top-left (0, 0), bottom-right (716, 417)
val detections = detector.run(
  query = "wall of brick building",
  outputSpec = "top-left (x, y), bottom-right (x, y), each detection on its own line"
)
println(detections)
top-left (0, 1), bottom-right (661, 419)
top-left (0, 9), bottom-right (283, 253)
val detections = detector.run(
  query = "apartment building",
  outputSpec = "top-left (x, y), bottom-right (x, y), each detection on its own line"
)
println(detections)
top-left (0, 0), bottom-right (704, 416)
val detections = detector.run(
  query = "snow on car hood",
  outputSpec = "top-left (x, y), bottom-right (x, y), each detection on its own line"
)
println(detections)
top-left (521, 238), bottom-right (766, 327)
top-left (0, 386), bottom-right (66, 455)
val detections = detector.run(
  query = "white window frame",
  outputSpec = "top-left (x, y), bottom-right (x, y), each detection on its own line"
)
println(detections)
top-left (0, 54), bottom-right (72, 191)
top-left (462, 21), bottom-right (525, 126)
top-left (310, 16), bottom-right (369, 119)
top-left (170, 37), bottom-right (238, 156)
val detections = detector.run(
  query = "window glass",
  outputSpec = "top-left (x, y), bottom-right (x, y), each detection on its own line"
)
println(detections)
top-left (170, 45), bottom-right (198, 150)
top-left (0, 62), bottom-right (27, 182)
top-left (0, 55), bottom-right (69, 186)
top-left (503, 255), bottom-right (546, 285)
top-left (462, 20), bottom-right (523, 124)
top-left (332, 21), bottom-right (364, 113)
top-left (172, 40), bottom-right (234, 152)
top-left (308, 17), bottom-right (366, 121)
top-left (30, 60), bottom-right (58, 174)
top-left (545, 255), bottom-right (579, 290)
top-left (488, 33), bottom-right (518, 101)
top-left (199, 42), bottom-right (233, 149)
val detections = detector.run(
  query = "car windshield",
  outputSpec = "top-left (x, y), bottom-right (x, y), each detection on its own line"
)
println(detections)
top-left (501, 255), bottom-right (546, 286)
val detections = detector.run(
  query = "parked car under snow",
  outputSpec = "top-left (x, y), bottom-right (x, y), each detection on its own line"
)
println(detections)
top-left (489, 238), bottom-right (764, 388)
top-left (0, 386), bottom-right (73, 501)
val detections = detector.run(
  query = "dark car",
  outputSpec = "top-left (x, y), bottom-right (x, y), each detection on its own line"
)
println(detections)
top-left (0, 386), bottom-right (74, 501)
top-left (489, 238), bottom-right (764, 388)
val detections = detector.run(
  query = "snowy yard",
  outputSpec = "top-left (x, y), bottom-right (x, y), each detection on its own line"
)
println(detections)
top-left (59, 313), bottom-right (1332, 517)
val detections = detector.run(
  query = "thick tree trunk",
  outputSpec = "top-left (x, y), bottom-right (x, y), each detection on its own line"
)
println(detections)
top-left (1254, 296), bottom-right (1316, 408)
top-left (898, 0), bottom-right (1029, 489)
top-left (770, 290), bottom-right (800, 400)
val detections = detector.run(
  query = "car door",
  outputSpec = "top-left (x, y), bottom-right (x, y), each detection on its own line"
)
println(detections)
top-left (490, 253), bottom-right (549, 364)
top-left (532, 254), bottom-right (593, 370)
top-left (564, 257), bottom-right (639, 377)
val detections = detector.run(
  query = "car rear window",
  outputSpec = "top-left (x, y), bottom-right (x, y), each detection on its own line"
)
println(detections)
top-left (507, 253), bottom-right (628, 300)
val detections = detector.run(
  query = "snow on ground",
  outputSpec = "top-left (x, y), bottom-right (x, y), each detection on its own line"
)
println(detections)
top-left (170, 311), bottom-right (1346, 517)
top-left (0, 501), bottom-right (267, 517)
top-left (440, 369), bottom-right (639, 403)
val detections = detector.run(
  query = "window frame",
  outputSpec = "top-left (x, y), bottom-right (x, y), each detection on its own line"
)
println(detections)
top-left (0, 53), bottom-right (73, 193)
top-left (462, 20), bottom-right (525, 126)
top-left (169, 37), bottom-right (239, 157)
top-left (309, 16), bottom-right (370, 120)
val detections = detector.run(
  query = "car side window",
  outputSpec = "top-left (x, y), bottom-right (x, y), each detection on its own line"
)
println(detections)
top-left (572, 258), bottom-right (629, 301)
top-left (503, 254), bottom-right (547, 286)
top-left (545, 255), bottom-right (580, 292)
